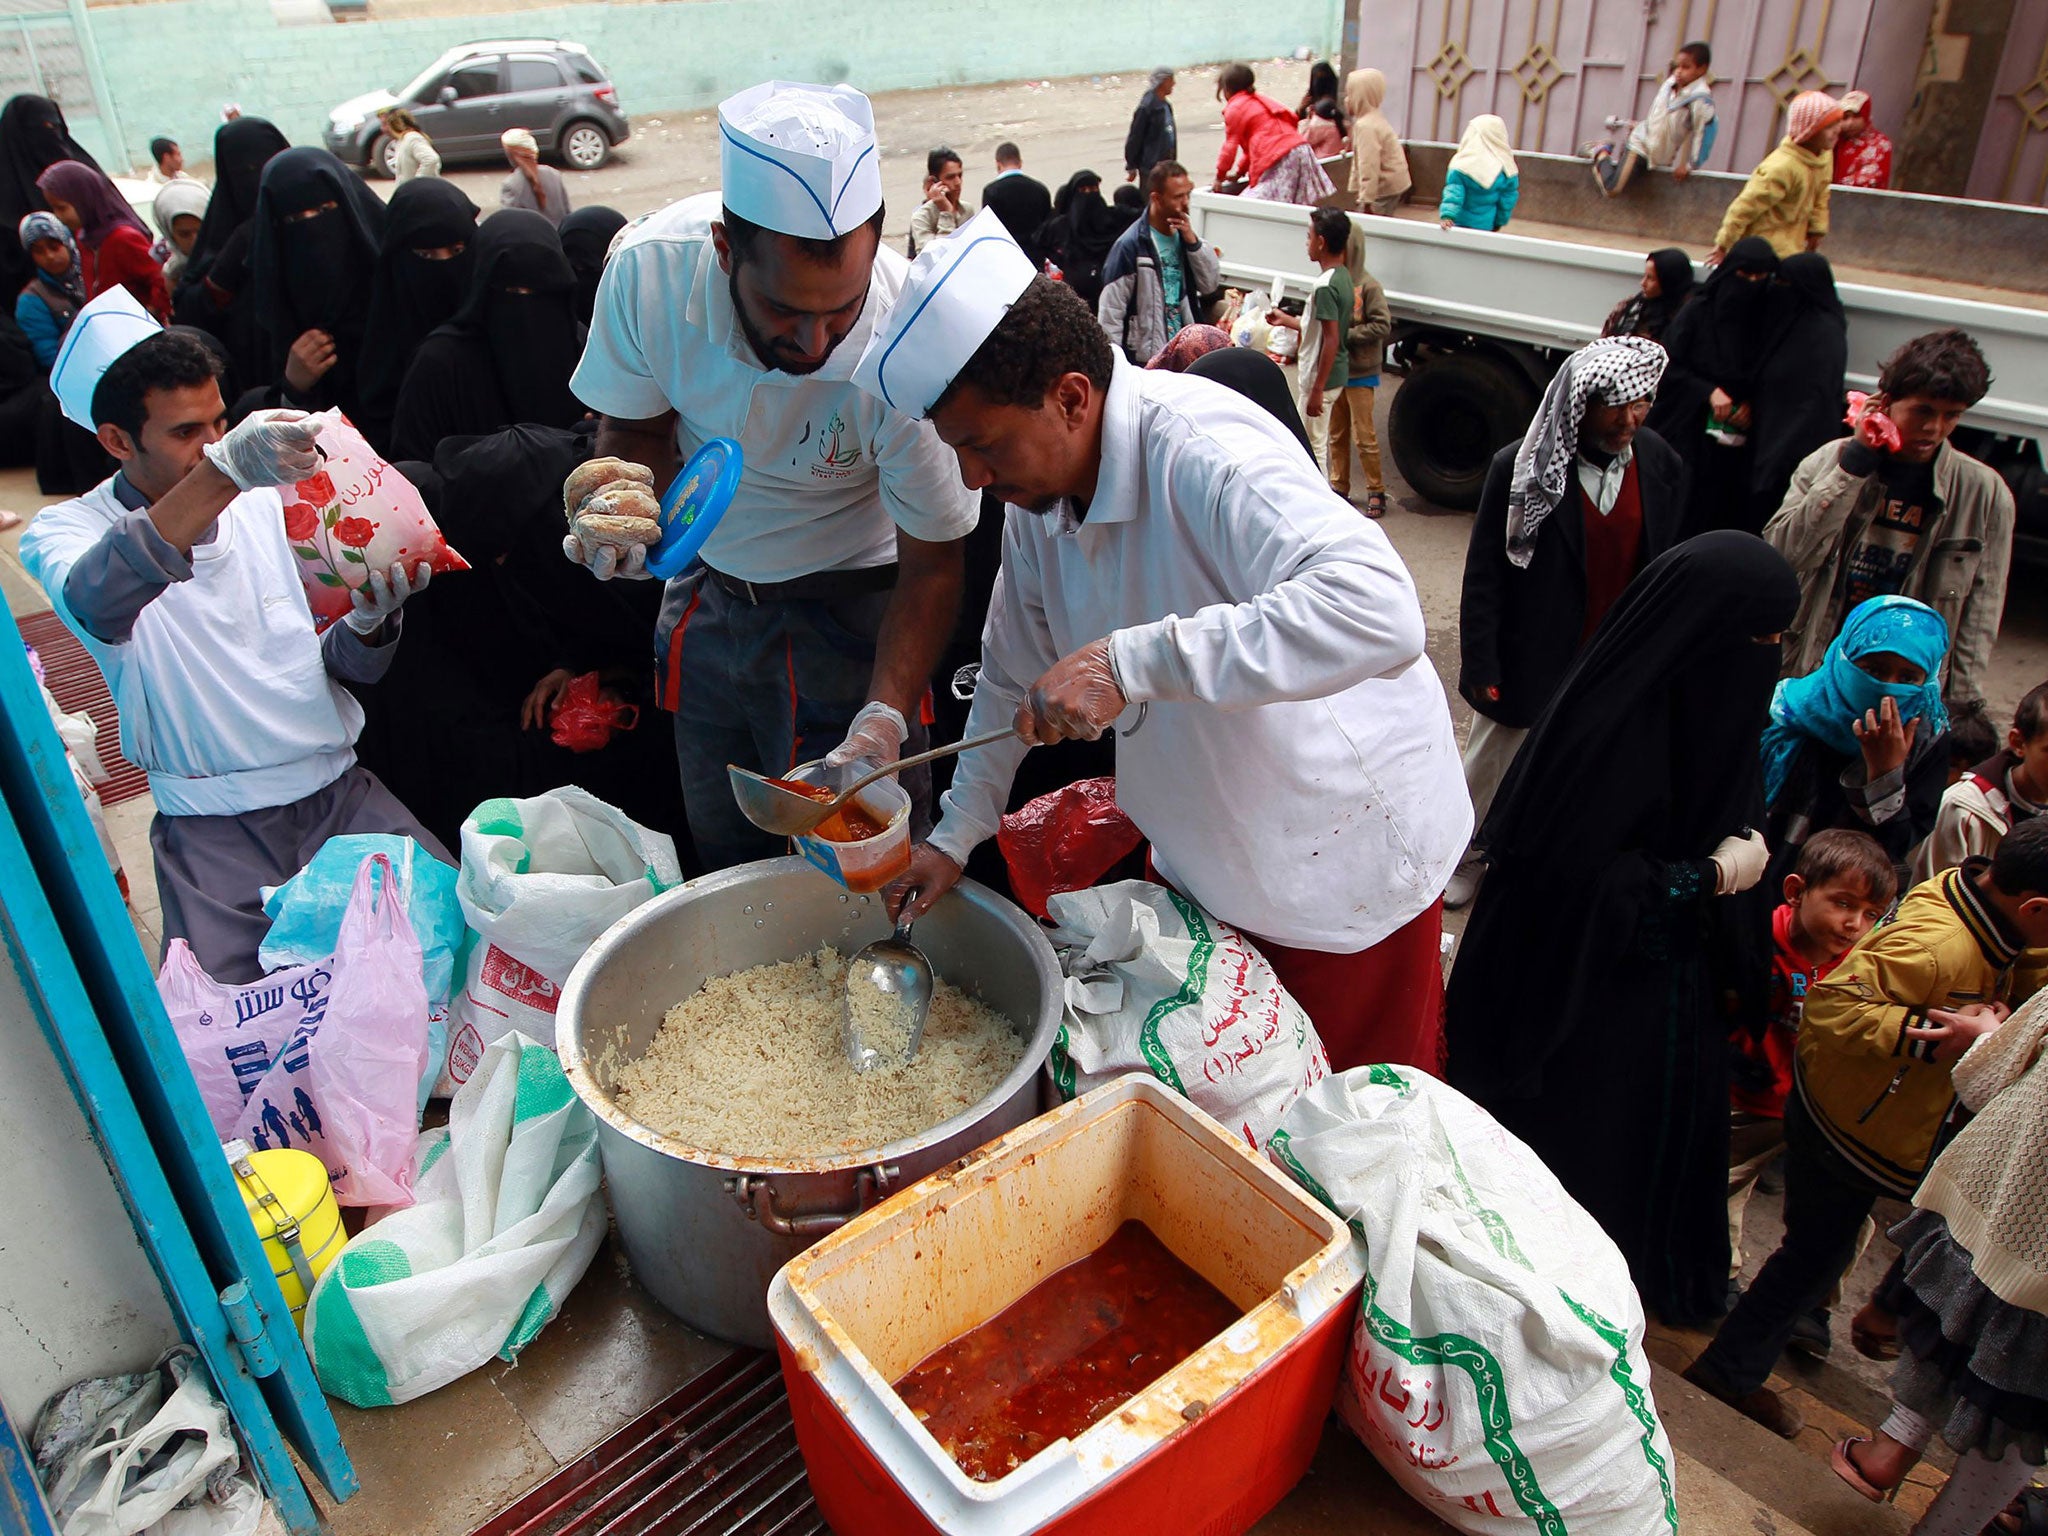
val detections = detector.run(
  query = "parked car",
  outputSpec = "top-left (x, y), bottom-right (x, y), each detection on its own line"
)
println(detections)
top-left (323, 39), bottom-right (628, 176)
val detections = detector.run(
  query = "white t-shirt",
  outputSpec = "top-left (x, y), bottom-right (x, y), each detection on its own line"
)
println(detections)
top-left (21, 482), bottom-right (362, 818)
top-left (570, 192), bottom-right (978, 584)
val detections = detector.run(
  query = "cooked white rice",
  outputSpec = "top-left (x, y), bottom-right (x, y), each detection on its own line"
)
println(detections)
top-left (613, 948), bottom-right (1024, 1159)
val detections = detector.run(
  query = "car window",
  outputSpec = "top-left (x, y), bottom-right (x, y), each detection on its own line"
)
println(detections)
top-left (448, 61), bottom-right (500, 99)
top-left (507, 57), bottom-right (564, 92)
top-left (567, 57), bottom-right (604, 85)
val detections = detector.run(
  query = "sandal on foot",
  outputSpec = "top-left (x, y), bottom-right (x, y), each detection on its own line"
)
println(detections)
top-left (1830, 1436), bottom-right (1901, 1504)
top-left (1365, 491), bottom-right (1388, 518)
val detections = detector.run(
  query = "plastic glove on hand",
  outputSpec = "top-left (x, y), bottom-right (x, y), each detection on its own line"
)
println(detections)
top-left (344, 561), bottom-right (431, 636)
top-left (1709, 829), bottom-right (1770, 895)
top-left (1845, 392), bottom-right (1903, 453)
top-left (560, 529), bottom-right (651, 582)
top-left (202, 410), bottom-right (323, 492)
top-left (823, 701), bottom-right (909, 775)
top-left (1017, 638), bottom-right (1127, 744)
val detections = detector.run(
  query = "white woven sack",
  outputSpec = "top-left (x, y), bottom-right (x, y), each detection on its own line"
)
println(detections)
top-left (1270, 1067), bottom-right (1678, 1536)
top-left (303, 1031), bottom-right (606, 1407)
top-left (445, 787), bottom-right (682, 1092)
top-left (1047, 881), bottom-right (1329, 1151)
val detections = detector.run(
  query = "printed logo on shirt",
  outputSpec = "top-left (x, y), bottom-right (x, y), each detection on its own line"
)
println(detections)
top-left (1843, 494), bottom-right (1927, 607)
top-left (811, 411), bottom-right (863, 480)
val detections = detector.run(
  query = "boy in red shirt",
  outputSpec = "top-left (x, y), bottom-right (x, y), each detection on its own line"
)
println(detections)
top-left (1727, 828), bottom-right (1897, 1323)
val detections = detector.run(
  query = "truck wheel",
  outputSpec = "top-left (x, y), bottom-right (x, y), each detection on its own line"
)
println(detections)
top-left (1389, 352), bottom-right (1540, 511)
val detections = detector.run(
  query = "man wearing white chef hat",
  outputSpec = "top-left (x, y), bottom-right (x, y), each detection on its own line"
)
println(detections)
top-left (20, 287), bottom-right (446, 982)
top-left (564, 79), bottom-right (977, 871)
top-left (861, 214), bottom-right (1471, 1073)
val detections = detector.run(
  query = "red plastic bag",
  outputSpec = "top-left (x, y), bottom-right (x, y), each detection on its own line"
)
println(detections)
top-left (997, 777), bottom-right (1143, 920)
top-left (549, 673), bottom-right (640, 753)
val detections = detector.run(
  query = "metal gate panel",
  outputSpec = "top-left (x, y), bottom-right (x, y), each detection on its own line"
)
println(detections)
top-left (1968, 0), bottom-right (2048, 204)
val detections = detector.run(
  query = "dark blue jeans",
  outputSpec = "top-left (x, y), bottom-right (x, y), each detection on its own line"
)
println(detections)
top-left (1690, 1095), bottom-right (1889, 1396)
top-left (663, 571), bottom-right (928, 872)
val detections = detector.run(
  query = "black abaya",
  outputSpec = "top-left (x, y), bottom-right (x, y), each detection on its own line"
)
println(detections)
top-left (358, 179), bottom-right (478, 453)
top-left (1445, 531), bottom-right (1800, 1325)
top-left (172, 117), bottom-right (289, 386)
top-left (245, 147), bottom-right (386, 419)
top-left (1645, 238), bottom-right (1780, 533)
top-left (557, 206), bottom-right (627, 324)
top-left (0, 95), bottom-right (101, 296)
top-left (1745, 253), bottom-right (1848, 529)
top-left (389, 210), bottom-right (584, 462)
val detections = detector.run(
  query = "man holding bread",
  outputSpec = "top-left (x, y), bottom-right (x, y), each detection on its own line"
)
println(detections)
top-left (563, 81), bottom-right (977, 870)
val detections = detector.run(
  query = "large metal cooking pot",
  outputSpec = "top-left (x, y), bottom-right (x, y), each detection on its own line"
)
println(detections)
top-left (557, 856), bottom-right (1062, 1348)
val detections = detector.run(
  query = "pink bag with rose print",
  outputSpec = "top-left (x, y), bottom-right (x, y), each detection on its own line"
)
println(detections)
top-left (285, 411), bottom-right (469, 622)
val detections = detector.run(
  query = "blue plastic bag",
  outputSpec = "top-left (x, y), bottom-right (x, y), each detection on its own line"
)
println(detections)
top-left (260, 836), bottom-right (462, 1105)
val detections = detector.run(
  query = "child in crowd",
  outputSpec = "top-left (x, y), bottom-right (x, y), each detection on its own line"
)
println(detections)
top-left (1592, 41), bottom-right (1717, 196)
top-left (1326, 222), bottom-right (1393, 516)
top-left (1710, 90), bottom-right (1842, 262)
top-left (1913, 682), bottom-right (2048, 881)
top-left (1942, 702), bottom-right (1999, 787)
top-left (1727, 829), bottom-right (1896, 1319)
top-left (1687, 817), bottom-right (2048, 1438)
top-left (1439, 115), bottom-right (1518, 231)
top-left (1264, 207), bottom-right (1353, 476)
top-left (1302, 98), bottom-right (1345, 157)
top-left (1829, 987), bottom-right (2048, 1535)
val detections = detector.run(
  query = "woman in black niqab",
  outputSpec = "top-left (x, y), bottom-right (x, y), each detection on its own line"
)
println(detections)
top-left (245, 146), bottom-right (386, 416)
top-left (1645, 236), bottom-right (1781, 532)
top-left (1, 94), bottom-right (101, 294)
top-left (390, 210), bottom-right (584, 461)
top-left (1744, 251), bottom-right (1848, 530)
top-left (358, 178), bottom-right (478, 453)
top-left (1040, 170), bottom-right (1134, 309)
top-left (556, 205), bottom-right (627, 324)
top-left (1445, 530), bottom-right (1800, 1326)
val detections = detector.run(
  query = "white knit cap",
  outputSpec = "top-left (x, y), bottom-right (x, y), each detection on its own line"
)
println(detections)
top-left (51, 285), bottom-right (161, 430)
top-left (500, 128), bottom-right (538, 154)
top-left (717, 81), bottom-right (882, 240)
top-left (850, 208), bottom-right (1038, 419)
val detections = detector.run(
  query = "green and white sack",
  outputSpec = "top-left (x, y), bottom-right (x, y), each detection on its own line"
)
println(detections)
top-left (1047, 881), bottom-right (1329, 1151)
top-left (304, 1032), bottom-right (606, 1407)
top-left (1270, 1068), bottom-right (1677, 1536)
top-left (445, 787), bottom-right (682, 1093)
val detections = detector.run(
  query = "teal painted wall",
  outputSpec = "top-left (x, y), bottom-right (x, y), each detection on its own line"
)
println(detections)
top-left (83, 0), bottom-right (1333, 170)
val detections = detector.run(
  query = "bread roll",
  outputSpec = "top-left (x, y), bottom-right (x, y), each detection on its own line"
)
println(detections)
top-left (563, 457), bottom-right (655, 519)
top-left (574, 512), bottom-right (663, 549)
top-left (585, 484), bottom-right (662, 523)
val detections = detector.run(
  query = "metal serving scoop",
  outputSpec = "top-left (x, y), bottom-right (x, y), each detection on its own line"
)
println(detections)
top-left (841, 921), bottom-right (935, 1072)
top-left (729, 727), bottom-right (1019, 838)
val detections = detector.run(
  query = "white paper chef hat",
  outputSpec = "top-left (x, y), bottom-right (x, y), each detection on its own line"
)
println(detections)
top-left (51, 285), bottom-right (162, 431)
top-left (851, 208), bottom-right (1039, 419)
top-left (718, 81), bottom-right (883, 241)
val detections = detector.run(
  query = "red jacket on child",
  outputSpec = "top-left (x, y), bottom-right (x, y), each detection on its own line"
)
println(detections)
top-left (1217, 92), bottom-right (1306, 187)
top-left (1730, 902), bottom-right (1840, 1118)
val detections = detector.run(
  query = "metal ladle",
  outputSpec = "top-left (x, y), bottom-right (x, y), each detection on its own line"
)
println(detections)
top-left (728, 727), bottom-right (1019, 838)
top-left (841, 921), bottom-right (934, 1072)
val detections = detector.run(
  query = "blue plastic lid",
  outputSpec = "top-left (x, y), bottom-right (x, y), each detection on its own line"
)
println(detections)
top-left (645, 437), bottom-right (743, 579)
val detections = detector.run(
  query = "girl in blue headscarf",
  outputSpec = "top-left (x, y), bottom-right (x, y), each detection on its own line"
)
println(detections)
top-left (1760, 595), bottom-right (1952, 885)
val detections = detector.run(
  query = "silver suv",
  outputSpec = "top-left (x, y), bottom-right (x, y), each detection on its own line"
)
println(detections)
top-left (323, 39), bottom-right (629, 175)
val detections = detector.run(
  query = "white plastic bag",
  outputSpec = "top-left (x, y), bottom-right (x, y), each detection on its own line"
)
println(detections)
top-left (32, 1348), bottom-right (264, 1536)
top-left (1046, 881), bottom-right (1329, 1151)
top-left (1269, 1068), bottom-right (1677, 1536)
top-left (303, 1031), bottom-right (606, 1407)
top-left (160, 854), bottom-right (430, 1207)
top-left (446, 788), bottom-right (682, 1093)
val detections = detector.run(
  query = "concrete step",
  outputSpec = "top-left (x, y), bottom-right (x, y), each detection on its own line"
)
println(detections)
top-left (1651, 1361), bottom-right (1922, 1533)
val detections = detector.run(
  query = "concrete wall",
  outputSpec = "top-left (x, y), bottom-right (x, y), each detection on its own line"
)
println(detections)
top-left (0, 946), bottom-right (178, 1429)
top-left (82, 0), bottom-right (1335, 170)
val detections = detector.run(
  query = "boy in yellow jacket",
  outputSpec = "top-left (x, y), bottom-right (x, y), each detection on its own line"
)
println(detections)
top-left (1708, 91), bottom-right (1843, 262)
top-left (1685, 817), bottom-right (2048, 1437)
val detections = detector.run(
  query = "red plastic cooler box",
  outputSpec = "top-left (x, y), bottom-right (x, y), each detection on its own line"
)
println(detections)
top-left (767, 1075), bottom-right (1367, 1536)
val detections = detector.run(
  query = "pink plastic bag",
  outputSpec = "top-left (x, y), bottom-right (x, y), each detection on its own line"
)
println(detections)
top-left (285, 412), bottom-right (470, 623)
top-left (159, 854), bottom-right (430, 1206)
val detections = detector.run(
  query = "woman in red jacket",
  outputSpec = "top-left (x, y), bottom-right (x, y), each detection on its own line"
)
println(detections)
top-left (34, 160), bottom-right (167, 320)
top-left (1215, 63), bottom-right (1336, 205)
